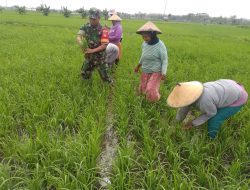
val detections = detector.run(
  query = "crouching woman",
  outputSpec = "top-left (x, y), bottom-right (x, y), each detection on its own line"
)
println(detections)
top-left (167, 79), bottom-right (248, 139)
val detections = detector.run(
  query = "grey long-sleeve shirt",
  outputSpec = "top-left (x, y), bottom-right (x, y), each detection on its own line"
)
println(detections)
top-left (176, 79), bottom-right (243, 126)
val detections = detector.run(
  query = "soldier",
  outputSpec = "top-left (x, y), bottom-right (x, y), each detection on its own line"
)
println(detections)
top-left (76, 8), bottom-right (113, 84)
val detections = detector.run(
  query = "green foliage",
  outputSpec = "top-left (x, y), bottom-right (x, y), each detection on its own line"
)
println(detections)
top-left (76, 7), bottom-right (88, 19)
top-left (102, 8), bottom-right (109, 20)
top-left (0, 6), bottom-right (4, 12)
top-left (0, 11), bottom-right (249, 189)
top-left (36, 4), bottom-right (50, 16)
top-left (61, 6), bottom-right (71, 18)
top-left (16, 6), bottom-right (26, 15)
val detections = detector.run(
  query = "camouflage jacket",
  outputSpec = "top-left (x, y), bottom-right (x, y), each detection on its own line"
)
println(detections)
top-left (79, 23), bottom-right (103, 48)
top-left (78, 23), bottom-right (106, 60)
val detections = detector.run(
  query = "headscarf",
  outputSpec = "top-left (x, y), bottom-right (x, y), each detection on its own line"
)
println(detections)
top-left (145, 31), bottom-right (159, 45)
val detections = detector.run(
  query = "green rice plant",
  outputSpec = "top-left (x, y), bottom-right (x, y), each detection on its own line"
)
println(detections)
top-left (0, 11), bottom-right (249, 189)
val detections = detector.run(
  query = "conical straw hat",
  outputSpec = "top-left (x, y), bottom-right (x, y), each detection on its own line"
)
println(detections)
top-left (136, 21), bottom-right (162, 34)
top-left (167, 81), bottom-right (204, 108)
top-left (108, 14), bottom-right (122, 21)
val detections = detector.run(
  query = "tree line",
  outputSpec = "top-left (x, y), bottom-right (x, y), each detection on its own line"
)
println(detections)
top-left (0, 5), bottom-right (108, 19)
top-left (1, 5), bottom-right (250, 25)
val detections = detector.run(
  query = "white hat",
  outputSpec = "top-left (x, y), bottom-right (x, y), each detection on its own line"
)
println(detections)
top-left (136, 21), bottom-right (162, 34)
top-left (108, 9), bottom-right (116, 16)
top-left (108, 14), bottom-right (122, 21)
top-left (167, 81), bottom-right (204, 108)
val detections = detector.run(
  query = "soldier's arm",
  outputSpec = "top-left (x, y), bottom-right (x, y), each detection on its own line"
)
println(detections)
top-left (76, 35), bottom-right (84, 51)
top-left (76, 28), bottom-right (86, 52)
top-left (85, 44), bottom-right (108, 54)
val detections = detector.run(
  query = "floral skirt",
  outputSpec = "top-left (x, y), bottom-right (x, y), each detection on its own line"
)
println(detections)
top-left (139, 72), bottom-right (162, 102)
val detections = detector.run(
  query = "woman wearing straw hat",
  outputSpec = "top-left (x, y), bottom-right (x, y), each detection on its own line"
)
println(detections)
top-left (134, 21), bottom-right (168, 102)
top-left (108, 14), bottom-right (123, 62)
top-left (167, 79), bottom-right (248, 139)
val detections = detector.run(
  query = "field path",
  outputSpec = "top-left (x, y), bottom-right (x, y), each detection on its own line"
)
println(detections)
top-left (97, 86), bottom-right (118, 189)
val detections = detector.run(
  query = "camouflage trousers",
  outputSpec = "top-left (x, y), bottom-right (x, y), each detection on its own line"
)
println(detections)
top-left (81, 56), bottom-right (112, 83)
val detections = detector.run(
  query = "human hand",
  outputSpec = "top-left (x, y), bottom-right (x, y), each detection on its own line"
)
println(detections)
top-left (134, 67), bottom-right (139, 73)
top-left (161, 74), bottom-right (166, 80)
top-left (81, 48), bottom-right (86, 54)
top-left (104, 24), bottom-right (110, 30)
top-left (85, 48), bottom-right (95, 54)
top-left (183, 121), bottom-right (193, 130)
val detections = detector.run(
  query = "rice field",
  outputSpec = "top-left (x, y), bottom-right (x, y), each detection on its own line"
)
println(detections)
top-left (0, 11), bottom-right (250, 189)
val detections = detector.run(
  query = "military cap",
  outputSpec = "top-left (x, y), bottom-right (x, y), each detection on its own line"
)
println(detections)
top-left (89, 8), bottom-right (100, 19)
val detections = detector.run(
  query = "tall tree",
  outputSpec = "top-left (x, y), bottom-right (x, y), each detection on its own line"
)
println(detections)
top-left (102, 9), bottom-right (109, 20)
top-left (76, 7), bottom-right (88, 18)
top-left (61, 7), bottom-right (71, 18)
top-left (16, 6), bottom-right (26, 14)
top-left (36, 4), bottom-right (50, 16)
top-left (0, 6), bottom-right (4, 12)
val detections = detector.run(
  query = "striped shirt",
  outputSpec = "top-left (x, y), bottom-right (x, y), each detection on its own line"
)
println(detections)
top-left (139, 40), bottom-right (168, 75)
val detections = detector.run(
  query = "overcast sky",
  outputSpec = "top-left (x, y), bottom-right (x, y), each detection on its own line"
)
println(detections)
top-left (1, 0), bottom-right (250, 19)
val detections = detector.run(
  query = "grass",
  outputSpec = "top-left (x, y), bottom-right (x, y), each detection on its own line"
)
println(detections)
top-left (0, 11), bottom-right (250, 189)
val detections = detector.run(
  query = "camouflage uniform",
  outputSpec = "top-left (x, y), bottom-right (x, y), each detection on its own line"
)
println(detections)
top-left (77, 8), bottom-right (112, 83)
